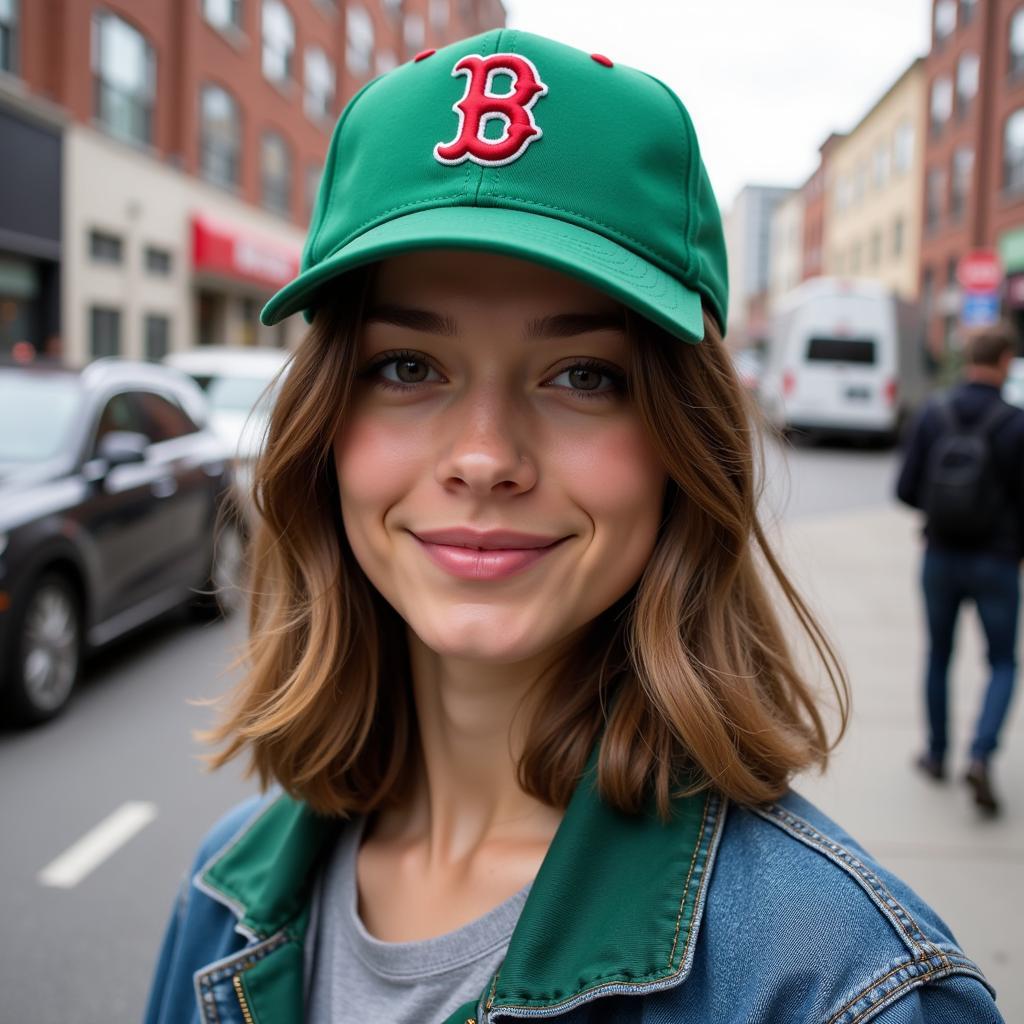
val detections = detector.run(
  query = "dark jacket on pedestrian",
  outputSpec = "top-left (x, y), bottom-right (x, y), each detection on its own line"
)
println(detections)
top-left (896, 381), bottom-right (1024, 560)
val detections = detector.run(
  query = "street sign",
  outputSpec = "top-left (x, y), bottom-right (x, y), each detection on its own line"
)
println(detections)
top-left (957, 249), bottom-right (1002, 293)
top-left (961, 292), bottom-right (1001, 327)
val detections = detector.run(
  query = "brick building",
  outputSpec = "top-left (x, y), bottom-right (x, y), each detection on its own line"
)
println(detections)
top-left (823, 58), bottom-right (926, 302)
top-left (920, 0), bottom-right (1024, 355)
top-left (801, 132), bottom-right (845, 284)
top-left (0, 0), bottom-right (505, 363)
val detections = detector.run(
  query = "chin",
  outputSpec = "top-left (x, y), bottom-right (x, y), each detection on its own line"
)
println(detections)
top-left (412, 609), bottom-right (560, 664)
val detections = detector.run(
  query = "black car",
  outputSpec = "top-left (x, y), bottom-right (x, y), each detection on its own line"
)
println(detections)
top-left (0, 358), bottom-right (245, 725)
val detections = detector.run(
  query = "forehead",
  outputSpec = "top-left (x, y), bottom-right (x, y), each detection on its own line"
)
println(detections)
top-left (369, 249), bottom-right (625, 316)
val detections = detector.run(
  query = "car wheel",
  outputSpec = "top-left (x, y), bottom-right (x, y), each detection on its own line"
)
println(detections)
top-left (3, 572), bottom-right (83, 725)
top-left (190, 519), bottom-right (247, 620)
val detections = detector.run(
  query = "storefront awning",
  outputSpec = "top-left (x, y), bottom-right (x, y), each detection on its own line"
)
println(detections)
top-left (191, 214), bottom-right (301, 290)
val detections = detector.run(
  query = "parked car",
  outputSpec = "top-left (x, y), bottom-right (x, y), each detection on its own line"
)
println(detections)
top-left (759, 277), bottom-right (929, 443)
top-left (163, 346), bottom-right (289, 520)
top-left (0, 359), bottom-right (244, 725)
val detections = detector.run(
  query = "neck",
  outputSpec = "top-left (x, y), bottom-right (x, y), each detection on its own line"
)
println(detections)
top-left (965, 365), bottom-right (1006, 388)
top-left (383, 630), bottom-right (565, 863)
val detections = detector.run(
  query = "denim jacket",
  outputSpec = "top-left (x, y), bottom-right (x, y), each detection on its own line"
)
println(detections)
top-left (144, 768), bottom-right (1003, 1024)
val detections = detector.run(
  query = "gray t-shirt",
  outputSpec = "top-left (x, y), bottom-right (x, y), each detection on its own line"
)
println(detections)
top-left (305, 819), bottom-right (531, 1024)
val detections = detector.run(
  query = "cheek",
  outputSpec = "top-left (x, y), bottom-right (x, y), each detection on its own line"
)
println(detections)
top-left (334, 408), bottom-right (420, 511)
top-left (554, 418), bottom-right (666, 529)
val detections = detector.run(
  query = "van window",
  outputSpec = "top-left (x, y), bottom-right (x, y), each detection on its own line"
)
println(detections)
top-left (806, 337), bottom-right (877, 365)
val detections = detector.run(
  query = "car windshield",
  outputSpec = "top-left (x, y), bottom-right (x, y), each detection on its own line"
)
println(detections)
top-left (0, 374), bottom-right (82, 461)
top-left (204, 375), bottom-right (275, 415)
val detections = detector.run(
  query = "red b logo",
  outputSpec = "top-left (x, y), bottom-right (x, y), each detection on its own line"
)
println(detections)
top-left (434, 53), bottom-right (548, 167)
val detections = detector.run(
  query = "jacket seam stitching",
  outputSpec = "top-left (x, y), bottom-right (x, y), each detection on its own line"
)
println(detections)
top-left (486, 792), bottom-right (726, 1015)
top-left (754, 803), bottom-right (946, 965)
top-left (830, 961), bottom-right (992, 1024)
top-left (666, 790), bottom-right (712, 968)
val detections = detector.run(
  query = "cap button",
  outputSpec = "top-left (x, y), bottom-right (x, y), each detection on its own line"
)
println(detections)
top-left (414, 48), bottom-right (437, 62)
top-left (590, 53), bottom-right (614, 67)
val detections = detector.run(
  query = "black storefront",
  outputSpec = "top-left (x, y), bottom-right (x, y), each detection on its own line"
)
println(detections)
top-left (0, 98), bottom-right (61, 361)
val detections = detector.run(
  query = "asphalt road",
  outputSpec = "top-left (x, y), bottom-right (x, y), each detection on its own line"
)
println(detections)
top-left (0, 435), bottom-right (903, 1024)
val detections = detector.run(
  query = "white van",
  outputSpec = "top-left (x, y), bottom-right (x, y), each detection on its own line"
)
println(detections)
top-left (759, 277), bottom-right (928, 441)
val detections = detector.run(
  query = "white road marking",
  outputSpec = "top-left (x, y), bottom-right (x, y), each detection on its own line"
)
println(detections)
top-left (38, 801), bottom-right (158, 889)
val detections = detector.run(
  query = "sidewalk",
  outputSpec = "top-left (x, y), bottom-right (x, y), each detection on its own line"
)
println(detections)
top-left (778, 503), bottom-right (1023, 1017)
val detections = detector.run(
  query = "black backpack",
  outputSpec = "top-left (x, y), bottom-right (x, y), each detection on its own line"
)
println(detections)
top-left (923, 396), bottom-right (1015, 546)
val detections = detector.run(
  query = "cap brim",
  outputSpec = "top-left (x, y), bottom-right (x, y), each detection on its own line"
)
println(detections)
top-left (261, 206), bottom-right (705, 344)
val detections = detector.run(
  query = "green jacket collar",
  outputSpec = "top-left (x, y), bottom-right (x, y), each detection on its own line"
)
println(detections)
top-left (200, 770), bottom-right (726, 1021)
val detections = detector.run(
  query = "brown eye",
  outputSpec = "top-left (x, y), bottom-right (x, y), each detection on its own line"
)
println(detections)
top-left (567, 367), bottom-right (601, 391)
top-left (394, 358), bottom-right (429, 383)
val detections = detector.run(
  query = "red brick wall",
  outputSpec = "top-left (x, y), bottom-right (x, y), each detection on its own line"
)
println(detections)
top-left (12, 0), bottom-right (505, 227)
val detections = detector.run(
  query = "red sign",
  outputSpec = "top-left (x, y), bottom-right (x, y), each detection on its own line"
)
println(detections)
top-left (191, 215), bottom-right (300, 289)
top-left (956, 249), bottom-right (1002, 294)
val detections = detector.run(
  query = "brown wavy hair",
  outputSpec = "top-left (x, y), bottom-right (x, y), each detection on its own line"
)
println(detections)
top-left (203, 265), bottom-right (849, 818)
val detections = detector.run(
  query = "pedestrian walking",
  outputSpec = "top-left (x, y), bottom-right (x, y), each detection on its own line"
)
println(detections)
top-left (896, 320), bottom-right (1024, 816)
top-left (144, 30), bottom-right (1004, 1024)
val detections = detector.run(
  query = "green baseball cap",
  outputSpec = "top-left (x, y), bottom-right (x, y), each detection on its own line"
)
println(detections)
top-left (261, 28), bottom-right (728, 343)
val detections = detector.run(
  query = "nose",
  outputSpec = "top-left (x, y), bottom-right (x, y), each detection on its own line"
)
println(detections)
top-left (434, 389), bottom-right (538, 497)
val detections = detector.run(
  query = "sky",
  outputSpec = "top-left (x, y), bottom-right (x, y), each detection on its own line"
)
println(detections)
top-left (503, 0), bottom-right (931, 213)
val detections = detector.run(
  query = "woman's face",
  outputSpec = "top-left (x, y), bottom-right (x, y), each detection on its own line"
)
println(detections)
top-left (333, 249), bottom-right (667, 666)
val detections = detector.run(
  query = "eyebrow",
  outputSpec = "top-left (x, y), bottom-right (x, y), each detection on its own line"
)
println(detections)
top-left (363, 304), bottom-right (626, 339)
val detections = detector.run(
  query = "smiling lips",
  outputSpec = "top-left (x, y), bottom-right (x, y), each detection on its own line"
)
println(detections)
top-left (410, 527), bottom-right (569, 580)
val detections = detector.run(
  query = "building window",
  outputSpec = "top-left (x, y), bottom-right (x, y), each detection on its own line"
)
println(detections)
top-left (89, 230), bottom-right (123, 263)
top-left (144, 314), bottom-right (170, 362)
top-left (930, 75), bottom-right (953, 136)
top-left (376, 49), bottom-right (398, 74)
top-left (933, 0), bottom-right (956, 43)
top-left (90, 307), bottom-right (121, 359)
top-left (203, 0), bottom-right (242, 32)
top-left (144, 246), bottom-right (172, 275)
top-left (960, 0), bottom-right (977, 25)
top-left (430, 0), bottom-right (448, 34)
top-left (950, 146), bottom-right (974, 220)
top-left (262, 0), bottom-right (295, 83)
top-left (1012, 9), bottom-right (1024, 79)
top-left (926, 166), bottom-right (946, 230)
top-left (956, 51), bottom-right (979, 118)
top-left (850, 242), bottom-right (862, 274)
top-left (346, 5), bottom-right (374, 77)
top-left (892, 216), bottom-right (904, 258)
top-left (852, 161), bottom-right (867, 204)
top-left (200, 83), bottom-right (242, 188)
top-left (1005, 108), bottom-right (1024, 193)
top-left (261, 130), bottom-right (292, 214)
top-left (92, 12), bottom-right (156, 146)
top-left (304, 46), bottom-right (335, 122)
top-left (872, 141), bottom-right (890, 189)
top-left (382, 0), bottom-right (402, 20)
top-left (893, 119), bottom-right (914, 173)
top-left (404, 12), bottom-right (425, 55)
top-left (305, 162), bottom-right (322, 219)
top-left (922, 266), bottom-right (935, 316)
top-left (870, 229), bottom-right (882, 268)
top-left (0, 0), bottom-right (18, 75)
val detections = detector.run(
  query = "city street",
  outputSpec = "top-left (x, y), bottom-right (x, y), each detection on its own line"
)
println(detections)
top-left (1, 435), bottom-right (1021, 1022)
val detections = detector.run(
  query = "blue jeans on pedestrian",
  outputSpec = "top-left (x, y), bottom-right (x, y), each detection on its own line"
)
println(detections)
top-left (922, 546), bottom-right (1020, 764)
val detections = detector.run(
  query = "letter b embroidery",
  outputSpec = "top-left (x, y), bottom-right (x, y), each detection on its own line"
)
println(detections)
top-left (434, 53), bottom-right (548, 167)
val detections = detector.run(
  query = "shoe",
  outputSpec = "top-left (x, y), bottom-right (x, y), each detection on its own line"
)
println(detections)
top-left (914, 753), bottom-right (946, 782)
top-left (963, 760), bottom-right (1000, 816)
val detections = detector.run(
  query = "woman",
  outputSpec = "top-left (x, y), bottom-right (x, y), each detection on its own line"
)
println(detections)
top-left (145, 29), bottom-right (1003, 1024)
